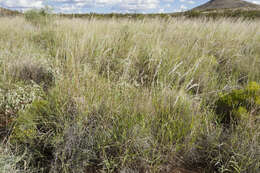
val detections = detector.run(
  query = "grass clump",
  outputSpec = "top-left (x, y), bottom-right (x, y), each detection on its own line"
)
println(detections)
top-left (0, 144), bottom-right (22, 173)
top-left (182, 123), bottom-right (260, 173)
top-left (50, 88), bottom-right (201, 173)
top-left (30, 28), bottom-right (61, 58)
top-left (8, 57), bottom-right (55, 89)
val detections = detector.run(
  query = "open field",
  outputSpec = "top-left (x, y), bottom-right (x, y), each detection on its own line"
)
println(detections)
top-left (0, 16), bottom-right (259, 173)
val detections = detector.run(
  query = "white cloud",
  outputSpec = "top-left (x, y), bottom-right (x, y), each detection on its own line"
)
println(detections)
top-left (0, 0), bottom-right (44, 8)
top-left (51, 0), bottom-right (162, 12)
top-left (187, 1), bottom-right (195, 4)
top-left (248, 0), bottom-right (260, 4)
top-left (179, 0), bottom-right (194, 4)
top-left (180, 4), bottom-right (187, 9)
top-left (116, 0), bottom-right (159, 11)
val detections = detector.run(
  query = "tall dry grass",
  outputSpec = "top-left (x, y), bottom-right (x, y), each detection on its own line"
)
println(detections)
top-left (0, 16), bottom-right (259, 173)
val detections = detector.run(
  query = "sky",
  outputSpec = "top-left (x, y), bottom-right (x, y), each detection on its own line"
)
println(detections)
top-left (0, 0), bottom-right (260, 14)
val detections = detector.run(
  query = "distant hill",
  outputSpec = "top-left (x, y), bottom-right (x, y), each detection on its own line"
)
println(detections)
top-left (0, 7), bottom-right (20, 16)
top-left (193, 0), bottom-right (260, 11)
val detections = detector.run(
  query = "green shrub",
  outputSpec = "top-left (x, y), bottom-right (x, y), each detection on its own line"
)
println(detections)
top-left (0, 83), bottom-right (44, 138)
top-left (215, 82), bottom-right (260, 125)
top-left (24, 7), bottom-right (52, 26)
top-left (10, 90), bottom-right (76, 172)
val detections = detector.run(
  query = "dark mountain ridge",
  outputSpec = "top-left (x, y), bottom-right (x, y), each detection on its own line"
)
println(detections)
top-left (193, 0), bottom-right (260, 11)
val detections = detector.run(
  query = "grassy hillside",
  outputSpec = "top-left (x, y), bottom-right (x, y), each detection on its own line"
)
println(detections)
top-left (0, 15), bottom-right (259, 173)
top-left (187, 0), bottom-right (260, 19)
top-left (193, 0), bottom-right (260, 11)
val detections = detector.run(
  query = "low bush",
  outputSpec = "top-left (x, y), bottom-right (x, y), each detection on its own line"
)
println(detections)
top-left (0, 83), bottom-right (43, 138)
top-left (24, 7), bottom-right (52, 27)
top-left (215, 82), bottom-right (260, 125)
top-left (10, 90), bottom-right (76, 172)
